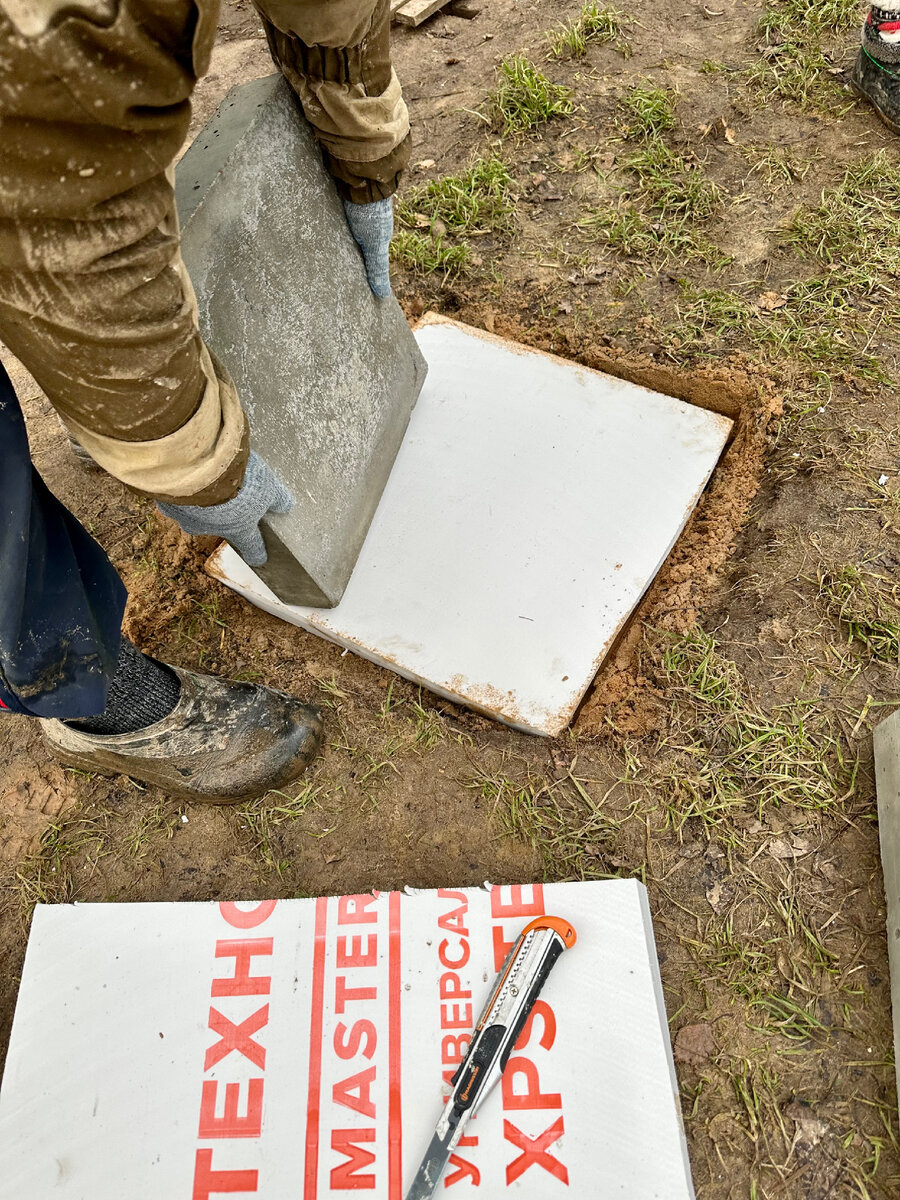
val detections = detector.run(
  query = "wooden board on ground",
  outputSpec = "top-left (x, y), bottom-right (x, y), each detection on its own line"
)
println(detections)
top-left (873, 708), bottom-right (900, 1106)
top-left (392, 0), bottom-right (450, 25)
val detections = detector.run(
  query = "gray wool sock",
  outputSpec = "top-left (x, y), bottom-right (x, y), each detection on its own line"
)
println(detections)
top-left (66, 639), bottom-right (181, 736)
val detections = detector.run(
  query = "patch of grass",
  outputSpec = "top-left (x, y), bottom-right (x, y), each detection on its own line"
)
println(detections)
top-left (741, 143), bottom-right (817, 189)
top-left (652, 628), bottom-right (856, 831)
top-left (747, 0), bottom-right (861, 111)
top-left (128, 803), bottom-right (181, 859)
top-left (377, 687), bottom-right (447, 753)
top-left (467, 760), bottom-right (622, 880)
top-left (819, 563), bottom-right (900, 662)
top-left (581, 205), bottom-right (732, 266)
top-left (583, 84), bottom-right (726, 264)
top-left (14, 815), bottom-right (110, 915)
top-left (686, 916), bottom-right (779, 1000)
top-left (745, 41), bottom-right (834, 110)
top-left (666, 278), bottom-right (886, 378)
top-left (669, 283), bottom-right (751, 342)
top-left (237, 783), bottom-right (319, 876)
top-left (391, 229), bottom-right (471, 276)
top-left (547, 3), bottom-right (632, 58)
top-left (626, 137), bottom-right (724, 220)
top-left (621, 82), bottom-right (676, 139)
top-left (759, 0), bottom-right (860, 40)
top-left (749, 993), bottom-right (830, 1041)
top-left (785, 152), bottom-right (900, 275)
top-left (394, 156), bottom-right (517, 278)
top-left (397, 156), bottom-right (515, 236)
top-left (489, 55), bottom-right (574, 134)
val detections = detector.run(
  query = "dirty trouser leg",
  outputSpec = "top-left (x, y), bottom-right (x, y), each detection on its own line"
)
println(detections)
top-left (0, 360), bottom-right (125, 720)
top-left (0, 2), bottom-right (249, 507)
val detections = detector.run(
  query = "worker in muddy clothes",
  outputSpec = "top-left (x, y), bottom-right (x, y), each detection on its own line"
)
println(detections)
top-left (0, 0), bottom-right (410, 799)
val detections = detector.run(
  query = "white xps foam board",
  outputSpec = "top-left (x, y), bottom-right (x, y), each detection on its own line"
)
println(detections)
top-left (208, 315), bottom-right (732, 735)
top-left (0, 880), bottom-right (694, 1199)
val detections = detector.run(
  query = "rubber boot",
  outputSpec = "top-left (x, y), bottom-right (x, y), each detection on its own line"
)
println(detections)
top-left (40, 665), bottom-right (323, 802)
top-left (852, 46), bottom-right (900, 134)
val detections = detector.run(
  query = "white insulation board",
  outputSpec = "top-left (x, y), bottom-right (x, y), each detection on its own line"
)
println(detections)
top-left (0, 880), bottom-right (694, 1199)
top-left (209, 316), bottom-right (732, 734)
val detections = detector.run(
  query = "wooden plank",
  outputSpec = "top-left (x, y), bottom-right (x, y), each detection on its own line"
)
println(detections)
top-left (393, 0), bottom-right (450, 26)
top-left (390, 0), bottom-right (408, 13)
top-left (873, 708), bottom-right (900, 1108)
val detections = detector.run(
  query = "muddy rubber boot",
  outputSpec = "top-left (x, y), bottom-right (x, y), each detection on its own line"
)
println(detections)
top-left (852, 46), bottom-right (900, 134)
top-left (40, 666), bottom-right (323, 803)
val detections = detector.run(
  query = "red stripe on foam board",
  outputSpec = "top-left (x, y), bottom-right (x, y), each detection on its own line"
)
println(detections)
top-left (388, 891), bottom-right (403, 1199)
top-left (304, 896), bottom-right (329, 1200)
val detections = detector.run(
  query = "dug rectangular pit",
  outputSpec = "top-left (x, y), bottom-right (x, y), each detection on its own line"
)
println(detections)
top-left (208, 314), bottom-right (731, 736)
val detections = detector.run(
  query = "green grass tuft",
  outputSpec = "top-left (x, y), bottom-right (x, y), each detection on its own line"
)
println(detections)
top-left (393, 155), bottom-right (516, 277)
top-left (582, 84), bottom-right (727, 264)
top-left (397, 156), bottom-right (515, 236)
top-left (666, 277), bottom-right (888, 378)
top-left (548, 3), bottom-right (632, 58)
top-left (741, 143), bottom-right (817, 189)
top-left (467, 761), bottom-right (621, 881)
top-left (237, 784), bottom-right (320, 877)
top-left (784, 151), bottom-right (900, 275)
top-left (759, 0), bottom-right (860, 39)
top-left (490, 55), bottom-right (574, 134)
top-left (626, 137), bottom-right (724, 220)
top-left (391, 230), bottom-right (471, 276)
top-left (747, 0), bottom-right (860, 111)
top-left (581, 206), bottom-right (731, 265)
top-left (621, 82), bottom-right (677, 139)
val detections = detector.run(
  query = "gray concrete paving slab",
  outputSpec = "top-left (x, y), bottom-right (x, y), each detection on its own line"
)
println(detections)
top-left (177, 74), bottom-right (426, 606)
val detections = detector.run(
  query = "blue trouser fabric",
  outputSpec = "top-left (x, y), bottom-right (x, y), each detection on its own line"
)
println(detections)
top-left (0, 360), bottom-right (125, 718)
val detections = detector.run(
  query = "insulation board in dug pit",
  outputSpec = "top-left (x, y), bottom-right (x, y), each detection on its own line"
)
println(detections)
top-left (209, 315), bottom-right (732, 735)
top-left (0, 880), bottom-right (694, 1199)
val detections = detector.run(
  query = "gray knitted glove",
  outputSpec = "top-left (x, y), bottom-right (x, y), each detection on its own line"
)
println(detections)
top-left (157, 450), bottom-right (293, 567)
top-left (343, 197), bottom-right (393, 298)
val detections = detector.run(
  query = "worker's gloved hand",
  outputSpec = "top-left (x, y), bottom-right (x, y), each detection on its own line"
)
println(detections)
top-left (157, 450), bottom-right (293, 567)
top-left (343, 197), bottom-right (393, 298)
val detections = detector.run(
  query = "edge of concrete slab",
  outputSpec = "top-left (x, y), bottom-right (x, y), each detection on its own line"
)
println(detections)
top-left (175, 73), bottom-right (281, 228)
top-left (873, 708), bottom-right (900, 1109)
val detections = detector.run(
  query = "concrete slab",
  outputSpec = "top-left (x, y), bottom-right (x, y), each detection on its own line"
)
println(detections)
top-left (208, 315), bottom-right (732, 735)
top-left (176, 74), bottom-right (427, 607)
top-left (873, 709), bottom-right (900, 1105)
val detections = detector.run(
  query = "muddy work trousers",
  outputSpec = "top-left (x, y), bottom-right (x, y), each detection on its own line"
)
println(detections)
top-left (0, 0), bottom-right (408, 507)
top-left (0, 361), bottom-right (126, 720)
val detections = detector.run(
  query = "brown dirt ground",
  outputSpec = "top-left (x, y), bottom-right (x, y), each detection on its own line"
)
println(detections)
top-left (3, 1), bottom-right (900, 1197)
